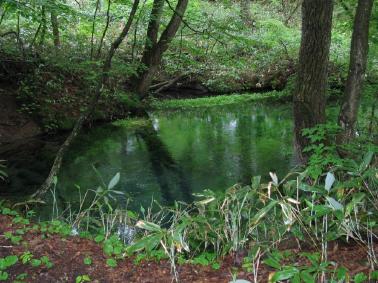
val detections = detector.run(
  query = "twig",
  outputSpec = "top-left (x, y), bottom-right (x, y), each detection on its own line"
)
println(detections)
top-left (163, 0), bottom-right (226, 46)
top-left (155, 73), bottom-right (187, 93)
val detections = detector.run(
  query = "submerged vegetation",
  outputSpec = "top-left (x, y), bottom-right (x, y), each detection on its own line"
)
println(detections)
top-left (0, 0), bottom-right (377, 282)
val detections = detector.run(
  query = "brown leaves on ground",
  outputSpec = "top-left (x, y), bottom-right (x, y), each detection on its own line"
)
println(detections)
top-left (0, 215), bottom-right (375, 282)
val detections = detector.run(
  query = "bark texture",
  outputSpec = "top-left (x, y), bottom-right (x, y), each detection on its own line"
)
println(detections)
top-left (50, 10), bottom-right (60, 48)
top-left (134, 0), bottom-right (189, 98)
top-left (338, 0), bottom-right (374, 141)
top-left (293, 0), bottom-right (334, 162)
top-left (38, 6), bottom-right (47, 47)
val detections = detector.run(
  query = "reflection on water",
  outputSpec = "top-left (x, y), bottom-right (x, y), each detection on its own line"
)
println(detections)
top-left (2, 95), bottom-right (376, 219)
top-left (53, 102), bottom-right (295, 211)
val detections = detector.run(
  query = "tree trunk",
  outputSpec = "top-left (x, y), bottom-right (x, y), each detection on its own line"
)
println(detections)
top-left (39, 6), bottom-right (47, 48)
top-left (134, 0), bottom-right (189, 98)
top-left (32, 0), bottom-right (140, 199)
top-left (96, 0), bottom-right (112, 58)
top-left (0, 7), bottom-right (7, 27)
top-left (133, 0), bottom-right (164, 95)
top-left (50, 10), bottom-right (60, 49)
top-left (293, 0), bottom-right (334, 162)
top-left (90, 0), bottom-right (101, 60)
top-left (338, 0), bottom-right (374, 141)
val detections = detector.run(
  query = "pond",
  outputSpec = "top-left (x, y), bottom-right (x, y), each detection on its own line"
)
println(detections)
top-left (55, 102), bottom-right (295, 211)
top-left (1, 101), bottom-right (297, 216)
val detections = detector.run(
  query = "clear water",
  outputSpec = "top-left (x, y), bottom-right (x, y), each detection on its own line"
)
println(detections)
top-left (52, 102), bottom-right (295, 211)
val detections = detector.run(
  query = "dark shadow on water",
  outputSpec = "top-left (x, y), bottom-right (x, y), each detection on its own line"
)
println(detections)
top-left (136, 122), bottom-right (193, 205)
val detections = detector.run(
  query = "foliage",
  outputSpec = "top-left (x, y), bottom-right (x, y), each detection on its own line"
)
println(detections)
top-left (0, 145), bottom-right (377, 281)
top-left (150, 89), bottom-right (290, 110)
top-left (75, 275), bottom-right (91, 283)
top-left (0, 0), bottom-right (369, 129)
top-left (0, 1), bottom-right (377, 281)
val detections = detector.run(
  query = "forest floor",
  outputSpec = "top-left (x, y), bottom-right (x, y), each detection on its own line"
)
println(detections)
top-left (0, 214), bottom-right (374, 283)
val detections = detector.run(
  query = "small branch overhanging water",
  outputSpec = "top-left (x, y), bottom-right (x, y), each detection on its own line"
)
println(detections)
top-left (31, 0), bottom-right (141, 200)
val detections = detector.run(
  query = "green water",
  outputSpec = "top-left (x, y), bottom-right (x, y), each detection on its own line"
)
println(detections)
top-left (53, 102), bottom-right (295, 211)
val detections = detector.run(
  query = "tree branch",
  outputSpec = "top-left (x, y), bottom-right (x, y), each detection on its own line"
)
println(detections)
top-left (32, 0), bottom-right (140, 199)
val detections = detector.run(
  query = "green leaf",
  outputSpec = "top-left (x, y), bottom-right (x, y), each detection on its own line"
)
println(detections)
top-left (0, 271), bottom-right (8, 281)
top-left (31, 259), bottom-right (42, 267)
top-left (292, 273), bottom-right (301, 283)
top-left (16, 273), bottom-right (27, 280)
top-left (76, 275), bottom-right (91, 283)
top-left (359, 151), bottom-right (373, 173)
top-left (252, 176), bottom-right (261, 190)
top-left (250, 200), bottom-right (277, 226)
top-left (0, 260), bottom-right (5, 271)
top-left (299, 183), bottom-right (324, 193)
top-left (103, 243), bottom-right (114, 256)
top-left (106, 258), bottom-right (117, 268)
top-left (94, 234), bottom-right (105, 243)
top-left (312, 204), bottom-right (332, 217)
top-left (270, 267), bottom-right (299, 282)
top-left (127, 234), bottom-right (163, 254)
top-left (127, 210), bottom-right (137, 219)
top-left (370, 270), bottom-right (378, 280)
top-left (211, 262), bottom-right (220, 270)
top-left (336, 266), bottom-right (348, 281)
top-left (345, 193), bottom-right (365, 216)
top-left (263, 257), bottom-right (281, 269)
top-left (83, 257), bottom-right (92, 265)
top-left (4, 255), bottom-right (18, 267)
top-left (113, 246), bottom-right (123, 255)
top-left (135, 220), bottom-right (162, 232)
top-left (108, 173), bottom-right (120, 190)
top-left (353, 272), bottom-right (367, 283)
top-left (300, 270), bottom-right (315, 283)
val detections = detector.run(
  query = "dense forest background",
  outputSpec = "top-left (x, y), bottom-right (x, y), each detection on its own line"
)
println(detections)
top-left (0, 0), bottom-right (377, 282)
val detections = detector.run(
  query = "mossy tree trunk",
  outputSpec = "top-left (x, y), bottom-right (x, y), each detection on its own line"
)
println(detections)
top-left (293, 0), bottom-right (334, 162)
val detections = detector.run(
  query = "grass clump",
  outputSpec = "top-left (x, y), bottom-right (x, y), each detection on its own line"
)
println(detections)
top-left (150, 90), bottom-right (290, 110)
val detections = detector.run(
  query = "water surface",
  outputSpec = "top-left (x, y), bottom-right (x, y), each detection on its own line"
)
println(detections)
top-left (54, 102), bottom-right (295, 210)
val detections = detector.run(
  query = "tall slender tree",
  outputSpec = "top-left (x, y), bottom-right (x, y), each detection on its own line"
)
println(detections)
top-left (90, 0), bottom-right (101, 60)
top-left (293, 0), bottom-right (334, 162)
top-left (133, 0), bottom-right (189, 98)
top-left (38, 6), bottom-right (47, 48)
top-left (338, 0), bottom-right (374, 141)
top-left (50, 8), bottom-right (60, 49)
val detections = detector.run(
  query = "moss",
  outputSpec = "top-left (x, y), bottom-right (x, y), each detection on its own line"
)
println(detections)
top-left (149, 90), bottom-right (291, 110)
top-left (111, 118), bottom-right (149, 129)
